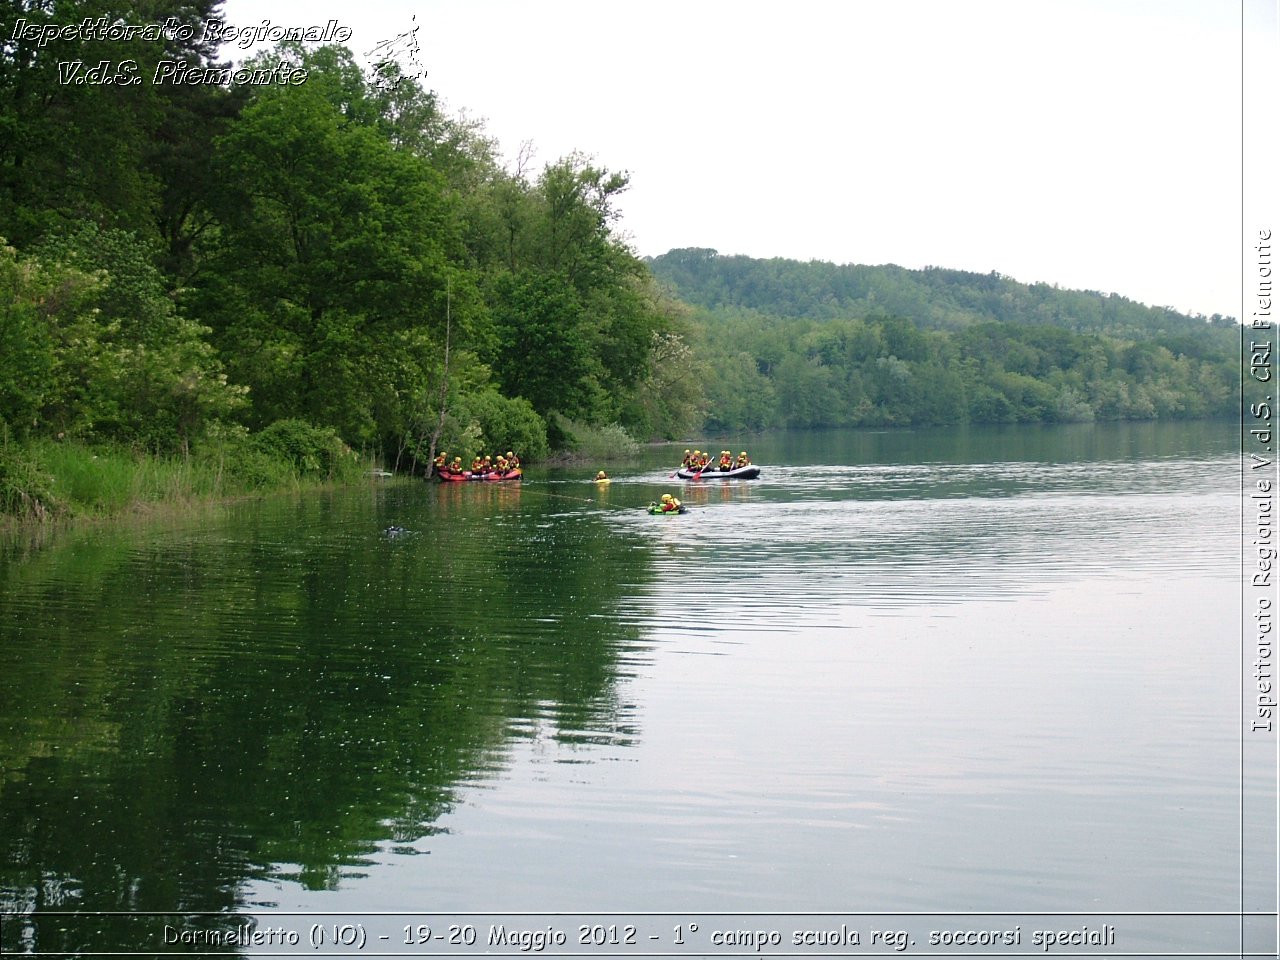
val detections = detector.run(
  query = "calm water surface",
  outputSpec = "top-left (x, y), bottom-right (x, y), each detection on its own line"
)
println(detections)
top-left (0, 423), bottom-right (1248, 953)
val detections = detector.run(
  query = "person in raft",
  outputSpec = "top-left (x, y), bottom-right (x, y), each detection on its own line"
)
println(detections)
top-left (659, 493), bottom-right (682, 512)
top-left (506, 451), bottom-right (521, 470)
top-left (681, 449), bottom-right (694, 468)
top-left (736, 451), bottom-right (751, 468)
top-left (718, 450), bottom-right (733, 471)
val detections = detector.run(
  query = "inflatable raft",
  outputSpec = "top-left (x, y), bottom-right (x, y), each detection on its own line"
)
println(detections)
top-left (647, 504), bottom-right (688, 515)
top-left (676, 464), bottom-right (760, 480)
top-left (436, 469), bottom-right (522, 482)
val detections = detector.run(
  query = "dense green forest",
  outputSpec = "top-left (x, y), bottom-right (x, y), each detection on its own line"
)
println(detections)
top-left (649, 249), bottom-right (1239, 432)
top-left (0, 2), bottom-right (1240, 519)
top-left (0, 1), bottom-right (701, 520)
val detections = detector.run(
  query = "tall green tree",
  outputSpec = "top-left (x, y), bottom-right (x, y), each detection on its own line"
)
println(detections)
top-left (489, 270), bottom-right (597, 419)
top-left (196, 60), bottom-right (475, 448)
top-left (0, 0), bottom-right (235, 250)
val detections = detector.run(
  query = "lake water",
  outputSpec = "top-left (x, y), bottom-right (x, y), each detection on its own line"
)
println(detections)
top-left (0, 422), bottom-right (1268, 956)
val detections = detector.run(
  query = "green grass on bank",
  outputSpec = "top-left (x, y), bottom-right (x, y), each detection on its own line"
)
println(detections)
top-left (0, 428), bottom-right (374, 526)
top-left (0, 414), bottom-right (651, 528)
top-left (550, 419), bottom-right (641, 462)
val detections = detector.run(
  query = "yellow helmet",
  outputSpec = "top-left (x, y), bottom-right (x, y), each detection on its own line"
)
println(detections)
top-left (661, 494), bottom-right (673, 501)
top-left (507, 451), bottom-right (514, 457)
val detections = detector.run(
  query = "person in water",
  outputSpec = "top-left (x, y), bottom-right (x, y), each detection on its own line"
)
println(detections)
top-left (595, 470), bottom-right (609, 481)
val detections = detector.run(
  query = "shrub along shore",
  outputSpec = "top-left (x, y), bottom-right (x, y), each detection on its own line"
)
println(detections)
top-left (0, 417), bottom-right (652, 528)
top-left (0, 420), bottom-right (372, 527)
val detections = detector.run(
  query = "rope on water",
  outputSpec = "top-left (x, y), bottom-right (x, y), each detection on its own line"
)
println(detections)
top-left (515, 482), bottom-right (638, 511)
top-left (434, 479), bottom-right (640, 512)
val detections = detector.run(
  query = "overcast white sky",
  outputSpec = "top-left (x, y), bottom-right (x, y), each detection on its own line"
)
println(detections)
top-left (218, 0), bottom-right (1276, 320)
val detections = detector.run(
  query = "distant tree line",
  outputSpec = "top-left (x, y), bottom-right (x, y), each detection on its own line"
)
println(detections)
top-left (649, 249), bottom-right (1238, 432)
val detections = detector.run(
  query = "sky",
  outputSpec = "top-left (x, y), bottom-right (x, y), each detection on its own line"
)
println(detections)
top-left (216, 0), bottom-right (1276, 320)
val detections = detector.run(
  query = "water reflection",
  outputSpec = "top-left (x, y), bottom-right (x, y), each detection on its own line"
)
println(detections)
top-left (0, 483), bottom-right (652, 953)
top-left (0, 422), bottom-right (1244, 950)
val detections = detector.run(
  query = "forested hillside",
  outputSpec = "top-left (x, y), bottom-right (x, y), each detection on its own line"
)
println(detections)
top-left (649, 248), bottom-right (1235, 336)
top-left (0, 8), bottom-right (701, 502)
top-left (649, 248), bottom-right (1239, 432)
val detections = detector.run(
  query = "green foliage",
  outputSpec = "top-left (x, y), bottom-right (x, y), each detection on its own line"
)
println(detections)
top-left (196, 65), bottom-right (483, 451)
top-left (701, 351), bottom-right (775, 433)
top-left (193, 422), bottom-right (295, 491)
top-left (468, 153), bottom-right (688, 440)
top-left (0, 0), bottom-right (232, 248)
top-left (623, 330), bottom-right (708, 439)
top-left (489, 270), bottom-right (598, 419)
top-left (665, 253), bottom-right (1236, 432)
top-left (23, 441), bottom-right (142, 513)
top-left (2, 15), bottom-right (698, 493)
top-left (254, 420), bottom-right (355, 479)
top-left (430, 387), bottom-right (548, 463)
top-left (0, 431), bottom-right (56, 520)
top-left (3, 226), bottom-right (245, 449)
top-left (462, 389), bottom-right (548, 462)
top-left (649, 248), bottom-right (1233, 336)
top-left (555, 419), bottom-right (641, 461)
top-left (0, 240), bottom-right (86, 437)
top-left (0, 427), bottom-right (377, 524)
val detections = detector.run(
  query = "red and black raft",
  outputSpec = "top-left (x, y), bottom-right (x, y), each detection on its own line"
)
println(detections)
top-left (435, 469), bottom-right (522, 482)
